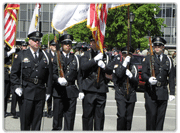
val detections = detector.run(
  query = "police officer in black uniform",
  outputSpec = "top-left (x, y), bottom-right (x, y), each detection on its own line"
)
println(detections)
top-left (79, 37), bottom-right (111, 131)
top-left (142, 36), bottom-right (175, 130)
top-left (52, 34), bottom-right (80, 130)
top-left (10, 31), bottom-right (53, 130)
top-left (112, 46), bottom-right (139, 130)
top-left (4, 43), bottom-right (16, 117)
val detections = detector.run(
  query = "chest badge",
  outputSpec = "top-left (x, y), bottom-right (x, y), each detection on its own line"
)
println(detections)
top-left (22, 58), bottom-right (30, 63)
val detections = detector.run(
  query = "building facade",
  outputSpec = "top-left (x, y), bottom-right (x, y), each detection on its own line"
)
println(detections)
top-left (15, 3), bottom-right (176, 48)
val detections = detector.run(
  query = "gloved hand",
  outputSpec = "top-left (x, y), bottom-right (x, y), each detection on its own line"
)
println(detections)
top-left (98, 60), bottom-right (105, 69)
top-left (15, 87), bottom-right (23, 97)
top-left (78, 92), bottom-right (85, 100)
top-left (58, 77), bottom-right (68, 86)
top-left (169, 95), bottom-right (175, 101)
top-left (126, 69), bottom-right (133, 79)
top-left (46, 94), bottom-right (50, 101)
top-left (148, 77), bottom-right (157, 85)
top-left (94, 53), bottom-right (103, 62)
top-left (122, 56), bottom-right (131, 67)
top-left (7, 46), bottom-right (16, 57)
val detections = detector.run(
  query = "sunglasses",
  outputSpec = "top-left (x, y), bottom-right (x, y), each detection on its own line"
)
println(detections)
top-left (30, 38), bottom-right (41, 42)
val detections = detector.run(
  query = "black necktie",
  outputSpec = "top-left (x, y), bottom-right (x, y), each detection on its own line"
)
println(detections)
top-left (34, 52), bottom-right (38, 62)
top-left (65, 54), bottom-right (68, 65)
top-left (158, 55), bottom-right (161, 62)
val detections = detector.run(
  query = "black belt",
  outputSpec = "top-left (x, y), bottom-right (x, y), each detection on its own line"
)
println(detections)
top-left (24, 77), bottom-right (44, 85)
top-left (67, 81), bottom-right (75, 86)
top-left (156, 81), bottom-right (167, 87)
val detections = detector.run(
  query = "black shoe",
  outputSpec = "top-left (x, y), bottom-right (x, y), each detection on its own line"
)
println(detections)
top-left (47, 113), bottom-right (52, 118)
top-left (4, 113), bottom-right (8, 118)
top-left (12, 115), bottom-right (18, 119)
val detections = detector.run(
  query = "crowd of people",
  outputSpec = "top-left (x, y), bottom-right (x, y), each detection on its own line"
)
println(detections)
top-left (4, 32), bottom-right (176, 131)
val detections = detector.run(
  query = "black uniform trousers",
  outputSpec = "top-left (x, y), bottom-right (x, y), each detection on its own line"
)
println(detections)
top-left (116, 99), bottom-right (135, 130)
top-left (47, 94), bottom-right (52, 115)
top-left (145, 96), bottom-right (167, 130)
top-left (20, 99), bottom-right (45, 130)
top-left (82, 91), bottom-right (106, 130)
top-left (52, 97), bottom-right (77, 130)
top-left (4, 80), bottom-right (10, 114)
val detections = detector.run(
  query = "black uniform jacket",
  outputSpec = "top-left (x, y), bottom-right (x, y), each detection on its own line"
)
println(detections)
top-left (10, 48), bottom-right (53, 101)
top-left (4, 48), bottom-right (12, 81)
top-left (52, 52), bottom-right (80, 98)
top-left (79, 50), bottom-right (112, 93)
top-left (113, 59), bottom-right (139, 103)
top-left (141, 54), bottom-right (175, 100)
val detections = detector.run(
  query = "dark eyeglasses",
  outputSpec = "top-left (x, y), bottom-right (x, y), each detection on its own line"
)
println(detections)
top-left (30, 38), bottom-right (41, 42)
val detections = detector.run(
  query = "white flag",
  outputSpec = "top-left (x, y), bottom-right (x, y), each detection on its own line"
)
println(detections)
top-left (28, 3), bottom-right (41, 35)
top-left (52, 4), bottom-right (89, 34)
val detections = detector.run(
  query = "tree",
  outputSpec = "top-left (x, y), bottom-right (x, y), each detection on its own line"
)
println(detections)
top-left (105, 4), bottom-right (167, 50)
top-left (41, 33), bottom-right (59, 45)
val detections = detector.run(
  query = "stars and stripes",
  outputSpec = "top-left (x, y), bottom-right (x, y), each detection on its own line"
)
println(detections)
top-left (4, 4), bottom-right (20, 48)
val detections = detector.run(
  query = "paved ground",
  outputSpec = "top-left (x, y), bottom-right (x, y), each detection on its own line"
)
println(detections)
top-left (4, 87), bottom-right (176, 131)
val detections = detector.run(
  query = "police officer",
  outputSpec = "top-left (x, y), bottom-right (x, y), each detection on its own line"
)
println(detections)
top-left (10, 31), bottom-right (53, 130)
top-left (21, 42), bottom-right (28, 50)
top-left (113, 46), bottom-right (139, 130)
top-left (4, 43), bottom-right (16, 117)
top-left (142, 36), bottom-right (175, 130)
top-left (52, 34), bottom-right (80, 130)
top-left (79, 37), bottom-right (111, 131)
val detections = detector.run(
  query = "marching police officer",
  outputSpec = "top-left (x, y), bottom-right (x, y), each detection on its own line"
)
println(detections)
top-left (52, 34), bottom-right (80, 130)
top-left (142, 36), bottom-right (175, 130)
top-left (79, 37), bottom-right (111, 131)
top-left (112, 46), bottom-right (139, 130)
top-left (10, 31), bottom-right (53, 130)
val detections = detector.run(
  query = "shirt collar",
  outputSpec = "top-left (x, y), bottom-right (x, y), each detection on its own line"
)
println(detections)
top-left (62, 51), bottom-right (70, 58)
top-left (30, 47), bottom-right (39, 57)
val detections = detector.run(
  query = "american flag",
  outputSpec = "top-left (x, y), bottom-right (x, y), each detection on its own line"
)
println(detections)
top-left (87, 4), bottom-right (108, 53)
top-left (4, 4), bottom-right (20, 48)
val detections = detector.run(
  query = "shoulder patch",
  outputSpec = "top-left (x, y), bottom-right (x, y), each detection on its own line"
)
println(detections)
top-left (143, 58), bottom-right (145, 62)
top-left (14, 54), bottom-right (18, 58)
top-left (114, 64), bottom-right (118, 68)
top-left (81, 52), bottom-right (84, 56)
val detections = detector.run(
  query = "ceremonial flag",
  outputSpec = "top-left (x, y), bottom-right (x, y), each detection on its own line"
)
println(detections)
top-left (87, 3), bottom-right (130, 53)
top-left (28, 3), bottom-right (41, 35)
top-left (52, 4), bottom-right (89, 34)
top-left (4, 4), bottom-right (20, 48)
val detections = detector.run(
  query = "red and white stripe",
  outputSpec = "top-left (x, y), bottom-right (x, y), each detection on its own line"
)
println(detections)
top-left (4, 4), bottom-right (20, 48)
top-left (87, 4), bottom-right (108, 53)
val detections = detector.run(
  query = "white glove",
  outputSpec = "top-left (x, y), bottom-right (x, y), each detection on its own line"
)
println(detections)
top-left (148, 77), bottom-right (157, 85)
top-left (46, 94), bottom-right (50, 101)
top-left (126, 69), bottom-right (133, 79)
top-left (15, 87), bottom-right (23, 97)
top-left (98, 60), bottom-right (105, 69)
top-left (94, 53), bottom-right (103, 62)
top-left (169, 95), bottom-right (175, 101)
top-left (58, 77), bottom-right (68, 86)
top-left (122, 56), bottom-right (131, 67)
top-left (78, 92), bottom-right (84, 100)
top-left (7, 46), bottom-right (16, 57)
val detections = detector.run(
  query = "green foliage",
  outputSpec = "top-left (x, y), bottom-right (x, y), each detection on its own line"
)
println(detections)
top-left (66, 21), bottom-right (92, 43)
top-left (41, 33), bottom-right (59, 45)
top-left (25, 38), bottom-right (29, 42)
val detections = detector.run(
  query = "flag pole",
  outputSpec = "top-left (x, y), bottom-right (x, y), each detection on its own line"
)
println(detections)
top-left (12, 6), bottom-right (20, 65)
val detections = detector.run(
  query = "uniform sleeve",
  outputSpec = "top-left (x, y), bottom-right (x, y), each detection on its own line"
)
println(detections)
top-left (80, 53), bottom-right (97, 71)
top-left (141, 56), bottom-right (150, 83)
top-left (168, 57), bottom-right (175, 95)
top-left (46, 55), bottom-right (53, 94)
top-left (52, 55), bottom-right (59, 83)
top-left (10, 52), bottom-right (22, 89)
